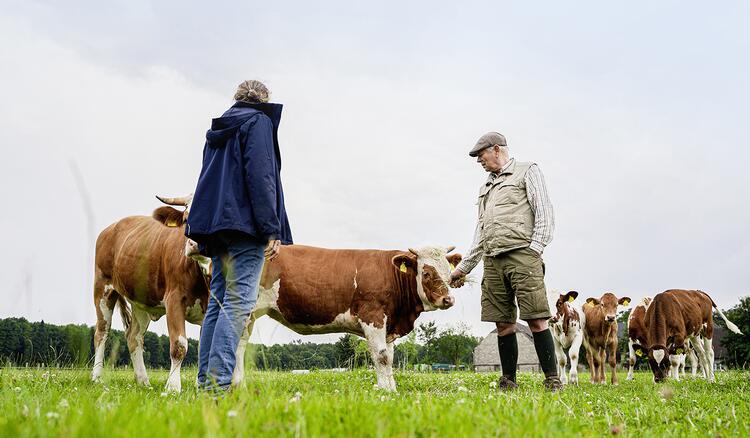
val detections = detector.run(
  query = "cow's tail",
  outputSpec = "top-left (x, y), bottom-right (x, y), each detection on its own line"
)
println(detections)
top-left (115, 294), bottom-right (132, 332)
top-left (702, 290), bottom-right (743, 335)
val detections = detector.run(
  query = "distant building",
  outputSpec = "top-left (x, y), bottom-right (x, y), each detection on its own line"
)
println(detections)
top-left (473, 324), bottom-right (540, 373)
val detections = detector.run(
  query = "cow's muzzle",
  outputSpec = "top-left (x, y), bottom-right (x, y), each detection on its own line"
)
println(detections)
top-left (441, 295), bottom-right (455, 309)
top-left (184, 239), bottom-right (200, 257)
top-left (605, 315), bottom-right (616, 323)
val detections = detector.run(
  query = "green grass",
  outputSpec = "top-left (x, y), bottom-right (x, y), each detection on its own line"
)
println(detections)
top-left (1, 367), bottom-right (748, 437)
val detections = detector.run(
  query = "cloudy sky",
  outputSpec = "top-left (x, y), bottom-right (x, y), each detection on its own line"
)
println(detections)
top-left (1, 1), bottom-right (748, 345)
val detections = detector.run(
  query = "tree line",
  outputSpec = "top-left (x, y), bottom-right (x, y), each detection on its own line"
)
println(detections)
top-left (0, 317), bottom-right (478, 370)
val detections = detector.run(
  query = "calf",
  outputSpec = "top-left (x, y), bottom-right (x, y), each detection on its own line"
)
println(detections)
top-left (632, 289), bottom-right (742, 383)
top-left (626, 296), bottom-right (651, 380)
top-left (549, 291), bottom-right (585, 384)
top-left (582, 292), bottom-right (631, 385)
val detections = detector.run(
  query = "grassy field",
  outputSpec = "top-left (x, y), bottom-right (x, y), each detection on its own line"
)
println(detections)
top-left (1, 367), bottom-right (748, 437)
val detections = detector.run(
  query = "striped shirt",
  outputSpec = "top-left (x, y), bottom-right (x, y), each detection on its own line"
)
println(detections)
top-left (457, 158), bottom-right (555, 274)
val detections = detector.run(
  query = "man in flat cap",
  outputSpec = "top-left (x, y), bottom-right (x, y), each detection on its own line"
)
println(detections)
top-left (451, 132), bottom-right (561, 391)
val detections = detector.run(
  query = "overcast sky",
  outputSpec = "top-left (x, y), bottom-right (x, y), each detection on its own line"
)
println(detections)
top-left (1, 1), bottom-right (749, 345)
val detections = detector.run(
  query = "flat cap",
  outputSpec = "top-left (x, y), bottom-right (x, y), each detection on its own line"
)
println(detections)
top-left (469, 132), bottom-right (507, 157)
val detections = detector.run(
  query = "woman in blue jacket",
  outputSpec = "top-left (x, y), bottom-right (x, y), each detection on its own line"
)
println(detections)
top-left (186, 80), bottom-right (293, 390)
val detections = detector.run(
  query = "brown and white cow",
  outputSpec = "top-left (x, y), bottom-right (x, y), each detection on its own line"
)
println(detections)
top-left (582, 292), bottom-right (631, 385)
top-left (627, 296), bottom-right (701, 381)
top-left (91, 195), bottom-right (211, 392)
top-left (549, 291), bottom-right (585, 385)
top-left (626, 296), bottom-right (651, 380)
top-left (232, 245), bottom-right (463, 391)
top-left (631, 289), bottom-right (741, 383)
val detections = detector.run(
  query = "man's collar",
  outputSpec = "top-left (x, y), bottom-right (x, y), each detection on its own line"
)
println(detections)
top-left (487, 158), bottom-right (516, 183)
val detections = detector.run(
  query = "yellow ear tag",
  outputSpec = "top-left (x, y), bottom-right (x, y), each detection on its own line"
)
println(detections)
top-left (568, 296), bottom-right (575, 303)
top-left (622, 299), bottom-right (631, 306)
top-left (636, 350), bottom-right (643, 357)
top-left (450, 264), bottom-right (455, 271)
top-left (166, 220), bottom-right (178, 227)
top-left (676, 348), bottom-right (684, 354)
top-left (400, 262), bottom-right (407, 273)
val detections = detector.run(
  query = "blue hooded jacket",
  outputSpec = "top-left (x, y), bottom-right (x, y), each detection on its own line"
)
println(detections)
top-left (186, 101), bottom-right (293, 246)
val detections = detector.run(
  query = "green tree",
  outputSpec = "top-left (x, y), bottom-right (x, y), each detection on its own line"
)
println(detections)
top-left (720, 296), bottom-right (750, 368)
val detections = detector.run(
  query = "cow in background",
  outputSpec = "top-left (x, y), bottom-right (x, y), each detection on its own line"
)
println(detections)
top-left (632, 289), bottom-right (741, 383)
top-left (582, 292), bottom-right (631, 385)
top-left (549, 291), bottom-right (585, 384)
top-left (91, 195), bottom-right (211, 393)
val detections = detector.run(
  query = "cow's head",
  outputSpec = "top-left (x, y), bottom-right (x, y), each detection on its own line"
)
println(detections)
top-left (392, 246), bottom-right (462, 311)
top-left (585, 292), bottom-right (631, 324)
top-left (154, 194), bottom-right (211, 276)
top-left (631, 342), bottom-right (671, 383)
top-left (550, 290), bottom-right (578, 325)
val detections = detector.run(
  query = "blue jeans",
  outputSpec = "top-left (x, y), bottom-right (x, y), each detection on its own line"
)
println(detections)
top-left (197, 233), bottom-right (265, 389)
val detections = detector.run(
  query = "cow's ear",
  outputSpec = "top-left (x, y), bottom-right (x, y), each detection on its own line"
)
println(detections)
top-left (152, 206), bottom-right (185, 227)
top-left (618, 297), bottom-right (632, 307)
top-left (586, 297), bottom-right (600, 306)
top-left (392, 254), bottom-right (417, 274)
top-left (446, 253), bottom-right (462, 270)
top-left (632, 344), bottom-right (647, 358)
top-left (564, 291), bottom-right (579, 303)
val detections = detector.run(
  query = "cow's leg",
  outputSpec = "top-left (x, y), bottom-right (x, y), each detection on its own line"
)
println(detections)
top-left (361, 320), bottom-right (392, 391)
top-left (568, 333), bottom-right (583, 385)
top-left (553, 338), bottom-right (567, 384)
top-left (690, 335), bottom-right (710, 380)
top-left (585, 347), bottom-right (596, 384)
top-left (385, 341), bottom-right (396, 391)
top-left (688, 349), bottom-right (699, 377)
top-left (126, 307), bottom-right (151, 386)
top-left (703, 337), bottom-right (715, 382)
top-left (607, 342), bottom-right (618, 385)
top-left (668, 354), bottom-right (682, 381)
top-left (92, 279), bottom-right (117, 383)
top-left (598, 348), bottom-right (607, 384)
top-left (626, 339), bottom-right (636, 381)
top-left (164, 293), bottom-right (188, 393)
top-left (232, 314), bottom-right (256, 387)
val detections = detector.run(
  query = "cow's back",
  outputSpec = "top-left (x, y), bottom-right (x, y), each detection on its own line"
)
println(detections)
top-left (628, 303), bottom-right (649, 345)
top-left (650, 290), bottom-right (714, 340)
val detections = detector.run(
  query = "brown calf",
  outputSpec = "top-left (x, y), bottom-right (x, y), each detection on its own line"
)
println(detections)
top-left (582, 292), bottom-right (631, 385)
top-left (631, 289), bottom-right (741, 383)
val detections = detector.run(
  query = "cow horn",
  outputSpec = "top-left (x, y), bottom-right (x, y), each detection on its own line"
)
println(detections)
top-left (155, 194), bottom-right (193, 206)
top-left (408, 248), bottom-right (419, 256)
top-left (445, 246), bottom-right (456, 253)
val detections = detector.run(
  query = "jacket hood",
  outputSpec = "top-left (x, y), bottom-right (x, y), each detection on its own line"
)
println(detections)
top-left (205, 102), bottom-right (283, 155)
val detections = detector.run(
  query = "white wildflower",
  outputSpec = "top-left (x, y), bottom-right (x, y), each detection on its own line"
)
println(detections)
top-left (46, 412), bottom-right (60, 419)
top-left (14, 387), bottom-right (21, 392)
top-left (458, 386), bottom-right (469, 392)
top-left (489, 381), bottom-right (497, 389)
top-left (58, 399), bottom-right (69, 409)
top-left (227, 410), bottom-right (238, 418)
top-left (289, 392), bottom-right (302, 403)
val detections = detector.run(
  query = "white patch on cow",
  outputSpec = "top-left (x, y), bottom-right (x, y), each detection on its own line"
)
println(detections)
top-left (353, 269), bottom-right (358, 290)
top-left (361, 315), bottom-right (395, 391)
top-left (132, 346), bottom-right (148, 385)
top-left (411, 246), bottom-right (454, 311)
top-left (165, 335), bottom-right (188, 393)
top-left (91, 338), bottom-right (107, 382)
top-left (185, 299), bottom-right (204, 324)
top-left (255, 280), bottom-right (281, 315)
top-left (653, 349), bottom-right (666, 364)
top-left (99, 289), bottom-right (114, 325)
top-left (283, 309), bottom-right (361, 335)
